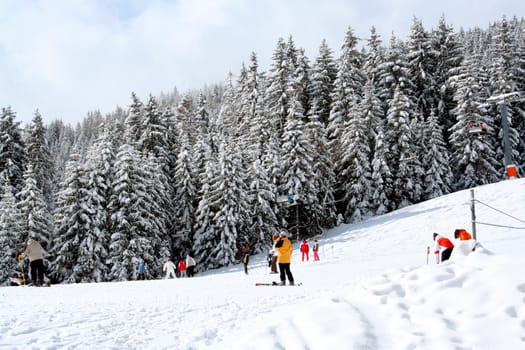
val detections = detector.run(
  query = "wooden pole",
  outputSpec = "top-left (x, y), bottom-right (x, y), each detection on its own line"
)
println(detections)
top-left (470, 189), bottom-right (477, 240)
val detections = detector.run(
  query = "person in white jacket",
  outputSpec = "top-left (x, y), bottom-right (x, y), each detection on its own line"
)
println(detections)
top-left (163, 257), bottom-right (176, 279)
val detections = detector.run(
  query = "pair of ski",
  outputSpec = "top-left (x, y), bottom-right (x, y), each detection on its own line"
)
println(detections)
top-left (255, 281), bottom-right (302, 286)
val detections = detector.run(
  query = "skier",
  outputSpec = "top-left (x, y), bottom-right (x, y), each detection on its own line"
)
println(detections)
top-left (300, 240), bottom-right (309, 262)
top-left (274, 231), bottom-right (294, 285)
top-left (178, 258), bottom-right (187, 278)
top-left (163, 257), bottom-right (176, 279)
top-left (269, 235), bottom-right (279, 273)
top-left (454, 229), bottom-right (472, 241)
top-left (312, 239), bottom-right (320, 261)
top-left (241, 246), bottom-right (249, 274)
top-left (433, 232), bottom-right (455, 263)
top-left (137, 260), bottom-right (146, 280)
top-left (9, 273), bottom-right (21, 286)
top-left (23, 238), bottom-right (45, 286)
top-left (186, 254), bottom-right (196, 277)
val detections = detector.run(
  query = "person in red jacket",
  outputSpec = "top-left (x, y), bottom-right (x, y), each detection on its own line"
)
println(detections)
top-left (433, 232), bottom-right (455, 263)
top-left (300, 240), bottom-right (309, 262)
top-left (177, 258), bottom-right (187, 278)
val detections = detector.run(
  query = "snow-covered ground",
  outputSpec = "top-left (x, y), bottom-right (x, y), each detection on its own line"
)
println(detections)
top-left (1, 179), bottom-right (524, 349)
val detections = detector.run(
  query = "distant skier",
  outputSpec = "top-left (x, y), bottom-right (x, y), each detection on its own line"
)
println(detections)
top-left (274, 231), bottom-right (294, 285)
top-left (241, 246), bottom-right (249, 274)
top-left (137, 260), bottom-right (146, 280)
top-left (186, 255), bottom-right (196, 277)
top-left (178, 258), bottom-right (187, 278)
top-left (312, 239), bottom-right (320, 261)
top-left (433, 233), bottom-right (455, 263)
top-left (300, 240), bottom-right (309, 261)
top-left (163, 257), bottom-right (176, 279)
top-left (23, 238), bottom-right (45, 285)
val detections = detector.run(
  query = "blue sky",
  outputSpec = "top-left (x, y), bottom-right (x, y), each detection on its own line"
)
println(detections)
top-left (1, 0), bottom-right (523, 125)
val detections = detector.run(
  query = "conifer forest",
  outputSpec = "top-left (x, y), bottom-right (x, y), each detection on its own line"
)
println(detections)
top-left (1, 16), bottom-right (524, 283)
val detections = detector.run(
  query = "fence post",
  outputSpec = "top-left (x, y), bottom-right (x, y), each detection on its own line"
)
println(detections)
top-left (470, 189), bottom-right (477, 240)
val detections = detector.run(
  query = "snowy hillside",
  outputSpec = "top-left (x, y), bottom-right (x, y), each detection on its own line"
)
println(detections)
top-left (1, 179), bottom-right (524, 349)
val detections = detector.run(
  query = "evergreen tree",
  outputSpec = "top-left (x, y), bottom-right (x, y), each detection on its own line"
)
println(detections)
top-left (49, 153), bottom-right (91, 283)
top-left (309, 39), bottom-right (337, 126)
top-left (0, 106), bottom-right (26, 192)
top-left (422, 108), bottom-right (453, 199)
top-left (16, 164), bottom-right (53, 248)
top-left (0, 179), bottom-right (23, 282)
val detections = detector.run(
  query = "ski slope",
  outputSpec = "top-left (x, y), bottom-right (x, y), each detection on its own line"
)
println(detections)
top-left (1, 179), bottom-right (524, 349)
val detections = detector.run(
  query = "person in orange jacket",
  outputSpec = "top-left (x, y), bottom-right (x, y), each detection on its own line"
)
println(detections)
top-left (300, 240), bottom-right (309, 261)
top-left (274, 231), bottom-right (294, 285)
top-left (454, 229), bottom-right (472, 241)
top-left (433, 232), bottom-right (455, 263)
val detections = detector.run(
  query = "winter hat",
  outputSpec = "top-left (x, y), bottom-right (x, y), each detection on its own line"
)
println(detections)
top-left (272, 235), bottom-right (279, 241)
top-left (279, 231), bottom-right (288, 237)
top-left (433, 232), bottom-right (439, 240)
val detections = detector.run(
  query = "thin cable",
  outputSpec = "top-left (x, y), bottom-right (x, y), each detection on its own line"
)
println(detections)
top-left (475, 221), bottom-right (525, 229)
top-left (474, 199), bottom-right (525, 223)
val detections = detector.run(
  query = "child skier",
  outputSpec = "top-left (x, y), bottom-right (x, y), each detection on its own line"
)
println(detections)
top-left (163, 257), bottom-right (176, 279)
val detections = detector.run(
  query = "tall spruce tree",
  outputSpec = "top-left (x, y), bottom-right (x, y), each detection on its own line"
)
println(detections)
top-left (0, 106), bottom-right (26, 192)
top-left (0, 179), bottom-right (23, 282)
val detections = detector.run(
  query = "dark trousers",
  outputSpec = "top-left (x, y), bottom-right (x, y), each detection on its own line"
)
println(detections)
top-left (270, 256), bottom-right (278, 273)
top-left (441, 248), bottom-right (453, 262)
top-left (278, 263), bottom-right (294, 284)
top-left (30, 259), bottom-right (45, 283)
top-left (187, 266), bottom-right (195, 277)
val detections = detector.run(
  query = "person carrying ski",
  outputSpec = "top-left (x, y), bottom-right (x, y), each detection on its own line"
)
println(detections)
top-left (163, 257), bottom-right (176, 279)
top-left (186, 254), bottom-right (196, 277)
top-left (137, 260), bottom-right (146, 280)
top-left (241, 245), bottom-right (249, 274)
top-left (454, 229), bottom-right (472, 241)
top-left (23, 238), bottom-right (45, 286)
top-left (178, 258), bottom-right (187, 277)
top-left (433, 232), bottom-right (455, 263)
top-left (274, 231), bottom-right (294, 285)
top-left (313, 239), bottom-right (320, 261)
top-left (300, 240), bottom-right (309, 262)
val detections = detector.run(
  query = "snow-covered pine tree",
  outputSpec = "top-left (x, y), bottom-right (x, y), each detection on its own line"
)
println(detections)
top-left (49, 152), bottom-right (91, 283)
top-left (407, 17), bottom-right (437, 122)
top-left (431, 15), bottom-right (463, 143)
top-left (0, 179), bottom-right (23, 282)
top-left (25, 110), bottom-right (55, 209)
top-left (337, 78), bottom-right (375, 223)
top-left (422, 108), bottom-right (453, 199)
top-left (327, 26), bottom-right (365, 169)
top-left (309, 39), bottom-right (337, 126)
top-left (307, 98), bottom-right (337, 228)
top-left (0, 106), bottom-right (26, 192)
top-left (107, 145), bottom-right (169, 281)
top-left (280, 86), bottom-right (319, 238)
top-left (449, 53), bottom-right (499, 189)
top-left (172, 130), bottom-right (197, 254)
top-left (487, 17), bottom-right (522, 177)
top-left (16, 164), bottom-right (53, 248)
top-left (384, 85), bottom-right (421, 209)
top-left (124, 92), bottom-right (144, 145)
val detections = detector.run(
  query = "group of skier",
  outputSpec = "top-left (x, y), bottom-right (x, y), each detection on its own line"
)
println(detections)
top-left (9, 237), bottom-right (47, 286)
top-left (161, 255), bottom-right (196, 279)
top-left (432, 228), bottom-right (478, 264)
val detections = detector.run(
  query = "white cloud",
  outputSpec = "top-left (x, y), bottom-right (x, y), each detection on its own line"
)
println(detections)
top-left (0, 0), bottom-right (523, 124)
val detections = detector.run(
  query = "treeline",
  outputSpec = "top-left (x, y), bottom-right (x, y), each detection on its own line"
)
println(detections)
top-left (0, 15), bottom-right (523, 283)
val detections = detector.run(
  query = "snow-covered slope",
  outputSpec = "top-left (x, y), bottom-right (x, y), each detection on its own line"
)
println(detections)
top-left (1, 179), bottom-right (524, 349)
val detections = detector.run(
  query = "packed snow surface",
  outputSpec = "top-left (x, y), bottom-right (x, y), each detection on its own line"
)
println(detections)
top-left (1, 179), bottom-right (525, 349)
